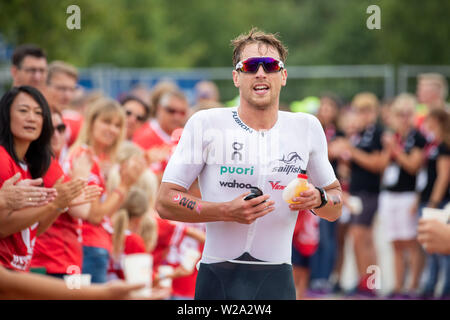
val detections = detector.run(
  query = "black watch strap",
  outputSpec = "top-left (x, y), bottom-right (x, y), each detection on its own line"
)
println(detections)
top-left (314, 187), bottom-right (328, 209)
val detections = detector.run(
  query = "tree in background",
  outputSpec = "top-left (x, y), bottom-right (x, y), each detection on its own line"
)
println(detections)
top-left (0, 0), bottom-right (448, 103)
top-left (1, 0), bottom-right (448, 68)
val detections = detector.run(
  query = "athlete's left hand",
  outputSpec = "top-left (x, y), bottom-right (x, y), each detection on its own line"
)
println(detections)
top-left (288, 183), bottom-right (321, 211)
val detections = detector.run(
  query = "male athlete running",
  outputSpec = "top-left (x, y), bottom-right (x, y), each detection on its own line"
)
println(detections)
top-left (156, 28), bottom-right (342, 300)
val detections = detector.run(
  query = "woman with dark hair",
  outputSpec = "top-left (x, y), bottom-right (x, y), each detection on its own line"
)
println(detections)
top-left (0, 86), bottom-right (88, 272)
top-left (0, 86), bottom-right (54, 179)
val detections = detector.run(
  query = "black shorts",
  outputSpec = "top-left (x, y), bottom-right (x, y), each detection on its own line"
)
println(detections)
top-left (194, 261), bottom-right (296, 300)
top-left (349, 191), bottom-right (379, 227)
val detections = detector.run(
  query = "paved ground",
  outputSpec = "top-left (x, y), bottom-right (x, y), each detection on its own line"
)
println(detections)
top-left (340, 213), bottom-right (395, 297)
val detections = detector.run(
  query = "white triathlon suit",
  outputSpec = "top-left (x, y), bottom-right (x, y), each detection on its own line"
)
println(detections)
top-left (162, 106), bottom-right (336, 265)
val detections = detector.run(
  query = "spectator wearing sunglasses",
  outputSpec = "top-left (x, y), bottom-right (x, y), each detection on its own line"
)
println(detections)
top-left (133, 90), bottom-right (189, 181)
top-left (30, 108), bottom-right (102, 279)
top-left (10, 44), bottom-right (47, 92)
top-left (147, 81), bottom-right (180, 119)
top-left (156, 28), bottom-right (342, 300)
top-left (119, 95), bottom-right (151, 141)
top-left (49, 110), bottom-right (69, 165)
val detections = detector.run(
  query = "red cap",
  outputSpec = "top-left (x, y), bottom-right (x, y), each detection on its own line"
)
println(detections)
top-left (297, 173), bottom-right (308, 179)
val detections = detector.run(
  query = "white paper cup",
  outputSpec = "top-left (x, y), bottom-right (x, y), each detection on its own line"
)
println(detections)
top-left (422, 207), bottom-right (450, 224)
top-left (158, 265), bottom-right (174, 288)
top-left (122, 253), bottom-right (153, 298)
top-left (181, 248), bottom-right (201, 273)
top-left (63, 274), bottom-right (91, 289)
top-left (348, 196), bottom-right (363, 215)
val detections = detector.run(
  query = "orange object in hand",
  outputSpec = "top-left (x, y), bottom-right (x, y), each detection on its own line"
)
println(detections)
top-left (282, 173), bottom-right (309, 204)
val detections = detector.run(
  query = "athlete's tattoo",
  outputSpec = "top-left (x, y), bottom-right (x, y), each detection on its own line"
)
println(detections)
top-left (173, 193), bottom-right (197, 211)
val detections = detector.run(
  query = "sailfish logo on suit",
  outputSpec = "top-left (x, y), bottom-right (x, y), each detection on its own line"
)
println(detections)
top-left (278, 152), bottom-right (303, 165)
top-left (273, 152), bottom-right (306, 175)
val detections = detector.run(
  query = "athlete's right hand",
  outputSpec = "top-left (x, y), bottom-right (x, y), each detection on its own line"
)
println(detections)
top-left (223, 192), bottom-right (275, 224)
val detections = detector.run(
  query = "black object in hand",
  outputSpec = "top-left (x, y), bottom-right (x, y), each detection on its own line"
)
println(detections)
top-left (243, 187), bottom-right (264, 201)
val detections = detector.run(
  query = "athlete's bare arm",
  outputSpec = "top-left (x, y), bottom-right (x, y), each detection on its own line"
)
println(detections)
top-left (156, 182), bottom-right (275, 224)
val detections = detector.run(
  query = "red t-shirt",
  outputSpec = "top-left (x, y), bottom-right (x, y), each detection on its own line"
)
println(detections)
top-left (168, 223), bottom-right (205, 298)
top-left (62, 109), bottom-right (84, 147)
top-left (151, 218), bottom-right (186, 270)
top-left (108, 231), bottom-right (147, 280)
top-left (132, 120), bottom-right (172, 175)
top-left (31, 158), bottom-right (82, 274)
top-left (0, 146), bottom-right (36, 271)
top-left (64, 145), bottom-right (112, 252)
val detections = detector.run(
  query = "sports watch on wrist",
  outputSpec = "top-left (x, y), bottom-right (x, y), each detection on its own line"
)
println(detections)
top-left (314, 187), bottom-right (328, 209)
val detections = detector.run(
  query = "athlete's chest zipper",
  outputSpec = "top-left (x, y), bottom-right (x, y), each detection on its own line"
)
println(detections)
top-left (243, 130), bottom-right (269, 255)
